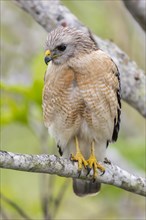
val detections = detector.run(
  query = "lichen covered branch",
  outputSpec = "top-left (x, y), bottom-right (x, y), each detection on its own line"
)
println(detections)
top-left (0, 151), bottom-right (145, 197)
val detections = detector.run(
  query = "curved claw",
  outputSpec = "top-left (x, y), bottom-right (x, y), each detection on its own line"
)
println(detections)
top-left (100, 170), bottom-right (105, 176)
top-left (86, 166), bottom-right (92, 176)
top-left (93, 177), bottom-right (96, 183)
top-left (87, 141), bottom-right (106, 180)
top-left (78, 169), bottom-right (81, 177)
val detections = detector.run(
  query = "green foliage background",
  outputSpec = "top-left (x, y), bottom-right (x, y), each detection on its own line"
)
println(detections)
top-left (1, 0), bottom-right (145, 219)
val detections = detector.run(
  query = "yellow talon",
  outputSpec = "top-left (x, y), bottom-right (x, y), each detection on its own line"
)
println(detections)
top-left (87, 141), bottom-right (105, 179)
top-left (70, 138), bottom-right (105, 179)
top-left (71, 136), bottom-right (88, 171)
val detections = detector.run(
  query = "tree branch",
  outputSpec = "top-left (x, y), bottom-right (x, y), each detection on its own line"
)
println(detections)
top-left (13, 0), bottom-right (146, 117)
top-left (0, 151), bottom-right (145, 197)
top-left (122, 0), bottom-right (146, 31)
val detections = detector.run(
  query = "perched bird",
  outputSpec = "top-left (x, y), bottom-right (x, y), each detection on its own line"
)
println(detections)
top-left (43, 26), bottom-right (121, 197)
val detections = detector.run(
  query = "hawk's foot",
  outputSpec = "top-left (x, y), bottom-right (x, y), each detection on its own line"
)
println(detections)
top-left (70, 136), bottom-right (88, 175)
top-left (87, 141), bottom-right (105, 180)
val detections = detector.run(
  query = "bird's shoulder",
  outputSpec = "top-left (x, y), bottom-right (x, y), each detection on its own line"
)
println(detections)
top-left (70, 49), bottom-right (118, 75)
top-left (90, 50), bottom-right (120, 87)
top-left (70, 49), bottom-right (119, 87)
top-left (91, 49), bottom-right (118, 71)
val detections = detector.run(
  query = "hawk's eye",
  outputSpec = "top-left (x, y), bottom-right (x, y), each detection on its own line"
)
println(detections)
top-left (57, 44), bottom-right (66, 51)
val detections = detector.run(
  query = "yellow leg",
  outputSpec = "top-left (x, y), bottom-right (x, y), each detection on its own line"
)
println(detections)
top-left (70, 136), bottom-right (88, 171)
top-left (87, 141), bottom-right (105, 179)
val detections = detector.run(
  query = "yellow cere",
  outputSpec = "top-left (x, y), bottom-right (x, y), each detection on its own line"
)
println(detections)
top-left (45, 50), bottom-right (51, 57)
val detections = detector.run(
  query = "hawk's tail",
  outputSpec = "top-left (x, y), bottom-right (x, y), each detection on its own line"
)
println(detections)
top-left (73, 179), bottom-right (101, 197)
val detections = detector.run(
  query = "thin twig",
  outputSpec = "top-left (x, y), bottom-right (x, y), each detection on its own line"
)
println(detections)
top-left (0, 193), bottom-right (32, 220)
top-left (122, 0), bottom-right (146, 31)
top-left (40, 175), bottom-right (52, 220)
top-left (53, 179), bottom-right (70, 217)
top-left (39, 128), bottom-right (52, 220)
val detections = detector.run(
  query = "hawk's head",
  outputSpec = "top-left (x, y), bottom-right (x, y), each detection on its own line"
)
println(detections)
top-left (44, 26), bottom-right (97, 65)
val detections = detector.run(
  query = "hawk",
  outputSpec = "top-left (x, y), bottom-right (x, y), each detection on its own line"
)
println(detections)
top-left (43, 26), bottom-right (121, 196)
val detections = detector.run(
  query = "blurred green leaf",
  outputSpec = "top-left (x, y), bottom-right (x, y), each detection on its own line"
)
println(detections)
top-left (114, 138), bottom-right (145, 170)
top-left (1, 52), bottom-right (46, 126)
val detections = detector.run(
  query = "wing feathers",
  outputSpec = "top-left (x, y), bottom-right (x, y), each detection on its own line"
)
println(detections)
top-left (75, 50), bottom-right (121, 142)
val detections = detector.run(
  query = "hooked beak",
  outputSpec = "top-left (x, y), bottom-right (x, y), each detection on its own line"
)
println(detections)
top-left (44, 50), bottom-right (52, 65)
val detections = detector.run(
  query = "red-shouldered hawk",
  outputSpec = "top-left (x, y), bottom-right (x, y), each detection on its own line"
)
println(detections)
top-left (43, 26), bottom-right (121, 197)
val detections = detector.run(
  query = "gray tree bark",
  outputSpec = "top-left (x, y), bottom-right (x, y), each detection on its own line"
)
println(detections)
top-left (0, 151), bottom-right (146, 197)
